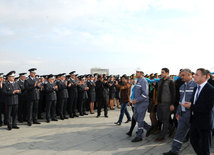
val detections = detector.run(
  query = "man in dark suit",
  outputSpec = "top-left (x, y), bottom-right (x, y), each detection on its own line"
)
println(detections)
top-left (0, 73), bottom-right (6, 126)
top-left (24, 68), bottom-right (41, 126)
top-left (44, 74), bottom-right (58, 123)
top-left (182, 68), bottom-right (214, 155)
top-left (67, 71), bottom-right (79, 118)
top-left (17, 73), bottom-right (27, 123)
top-left (3, 71), bottom-right (21, 130)
top-left (56, 73), bottom-right (69, 120)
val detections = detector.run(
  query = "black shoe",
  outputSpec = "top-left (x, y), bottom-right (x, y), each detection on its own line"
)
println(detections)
top-left (83, 113), bottom-right (88, 115)
top-left (70, 115), bottom-right (74, 118)
top-left (74, 114), bottom-right (79, 117)
top-left (33, 121), bottom-right (41, 124)
top-left (18, 119), bottom-right (23, 123)
top-left (114, 122), bottom-right (121, 126)
top-left (80, 113), bottom-right (84, 116)
top-left (105, 115), bottom-right (108, 118)
top-left (125, 120), bottom-right (131, 123)
top-left (60, 117), bottom-right (64, 120)
top-left (64, 116), bottom-right (68, 119)
top-left (47, 119), bottom-right (50, 123)
top-left (12, 126), bottom-right (20, 129)
top-left (8, 126), bottom-right (12, 130)
top-left (126, 131), bottom-right (132, 137)
top-left (96, 115), bottom-right (100, 118)
top-left (27, 122), bottom-right (32, 126)
top-left (183, 138), bottom-right (189, 143)
top-left (146, 128), bottom-right (152, 137)
top-left (131, 137), bottom-right (142, 142)
top-left (52, 118), bottom-right (58, 121)
top-left (155, 137), bottom-right (165, 142)
top-left (163, 151), bottom-right (178, 155)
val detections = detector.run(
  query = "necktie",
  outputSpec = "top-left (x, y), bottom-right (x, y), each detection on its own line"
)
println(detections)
top-left (195, 86), bottom-right (201, 102)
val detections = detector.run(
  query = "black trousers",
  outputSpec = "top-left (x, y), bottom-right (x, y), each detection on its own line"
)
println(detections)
top-left (18, 98), bottom-right (27, 122)
top-left (190, 125), bottom-right (212, 155)
top-left (46, 100), bottom-right (56, 120)
top-left (69, 93), bottom-right (78, 116)
top-left (0, 101), bottom-right (7, 125)
top-left (38, 96), bottom-right (45, 118)
top-left (97, 97), bottom-right (108, 116)
top-left (59, 98), bottom-right (67, 118)
top-left (7, 104), bottom-right (18, 127)
top-left (80, 99), bottom-right (86, 115)
top-left (27, 100), bottom-right (39, 123)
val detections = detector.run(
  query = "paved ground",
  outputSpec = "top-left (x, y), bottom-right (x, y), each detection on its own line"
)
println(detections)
top-left (0, 108), bottom-right (213, 155)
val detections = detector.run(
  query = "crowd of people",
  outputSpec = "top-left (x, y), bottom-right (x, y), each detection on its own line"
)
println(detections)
top-left (0, 67), bottom-right (214, 155)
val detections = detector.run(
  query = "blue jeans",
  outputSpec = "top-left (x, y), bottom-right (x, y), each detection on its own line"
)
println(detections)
top-left (118, 102), bottom-right (131, 123)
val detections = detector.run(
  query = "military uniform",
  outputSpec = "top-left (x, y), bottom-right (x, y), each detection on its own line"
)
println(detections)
top-left (87, 79), bottom-right (96, 103)
top-left (3, 71), bottom-right (20, 130)
top-left (44, 75), bottom-right (58, 122)
top-left (24, 68), bottom-right (41, 126)
top-left (96, 78), bottom-right (109, 117)
top-left (67, 73), bottom-right (78, 117)
top-left (57, 75), bottom-right (69, 119)
top-left (17, 73), bottom-right (27, 122)
top-left (78, 80), bottom-right (88, 116)
top-left (0, 74), bottom-right (6, 126)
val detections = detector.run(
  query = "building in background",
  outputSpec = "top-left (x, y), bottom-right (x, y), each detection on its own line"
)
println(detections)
top-left (91, 68), bottom-right (109, 75)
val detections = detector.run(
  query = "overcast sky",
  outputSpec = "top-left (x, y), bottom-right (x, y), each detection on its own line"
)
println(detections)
top-left (0, 0), bottom-right (214, 76)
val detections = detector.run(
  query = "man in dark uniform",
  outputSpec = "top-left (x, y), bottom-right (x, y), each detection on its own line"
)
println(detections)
top-left (0, 73), bottom-right (6, 126)
top-left (78, 77), bottom-right (89, 116)
top-left (96, 75), bottom-right (109, 118)
top-left (44, 74), bottom-right (58, 123)
top-left (67, 71), bottom-right (79, 118)
top-left (55, 74), bottom-right (61, 116)
top-left (24, 68), bottom-right (41, 126)
top-left (38, 76), bottom-right (46, 119)
top-left (3, 71), bottom-right (21, 130)
top-left (17, 73), bottom-right (27, 123)
top-left (87, 75), bottom-right (96, 114)
top-left (57, 73), bottom-right (69, 120)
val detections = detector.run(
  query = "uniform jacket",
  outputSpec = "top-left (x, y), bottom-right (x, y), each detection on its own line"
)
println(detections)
top-left (44, 82), bottom-right (57, 101)
top-left (87, 80), bottom-right (96, 94)
top-left (177, 80), bottom-right (197, 116)
top-left (57, 80), bottom-right (69, 99)
top-left (3, 81), bottom-right (20, 105)
top-left (134, 77), bottom-right (149, 105)
top-left (78, 83), bottom-right (88, 100)
top-left (24, 77), bottom-right (40, 101)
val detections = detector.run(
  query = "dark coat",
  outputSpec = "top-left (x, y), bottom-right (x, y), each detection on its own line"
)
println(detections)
top-left (190, 82), bottom-right (214, 130)
top-left (57, 80), bottom-right (69, 99)
top-left (24, 77), bottom-right (40, 101)
top-left (44, 82), bottom-right (57, 101)
top-left (3, 81), bottom-right (20, 105)
top-left (67, 78), bottom-right (78, 97)
top-left (0, 82), bottom-right (5, 103)
top-left (78, 83), bottom-right (88, 100)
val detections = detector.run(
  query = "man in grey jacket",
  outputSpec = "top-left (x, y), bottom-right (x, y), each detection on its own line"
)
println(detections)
top-left (164, 69), bottom-right (197, 155)
top-left (132, 68), bottom-right (151, 142)
top-left (156, 68), bottom-right (176, 141)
